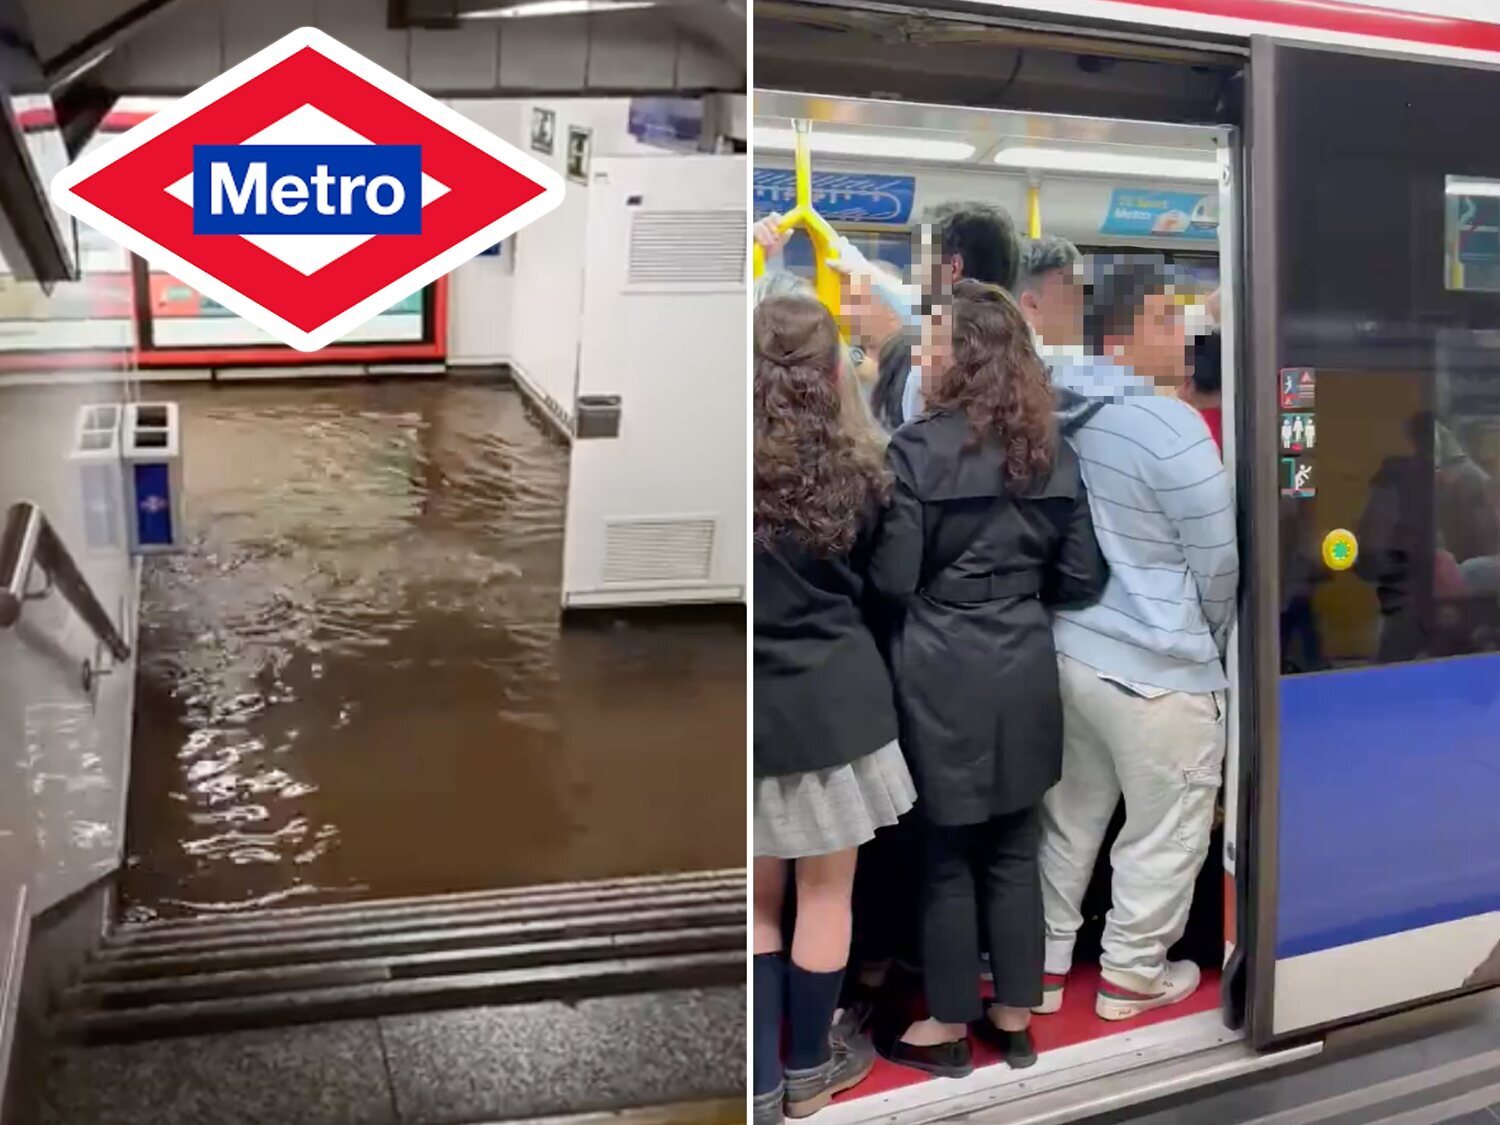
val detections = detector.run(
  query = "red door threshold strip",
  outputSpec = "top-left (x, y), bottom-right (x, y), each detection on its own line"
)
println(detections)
top-left (837, 963), bottom-right (1223, 1102)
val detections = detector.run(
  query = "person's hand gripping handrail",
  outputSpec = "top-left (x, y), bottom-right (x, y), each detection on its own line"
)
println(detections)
top-left (750, 119), bottom-right (844, 322)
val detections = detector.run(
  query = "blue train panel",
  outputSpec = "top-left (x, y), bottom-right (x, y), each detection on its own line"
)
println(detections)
top-left (1277, 654), bottom-right (1500, 959)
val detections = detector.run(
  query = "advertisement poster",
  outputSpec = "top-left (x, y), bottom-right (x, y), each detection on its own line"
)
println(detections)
top-left (753, 168), bottom-right (917, 225)
top-left (628, 98), bottom-right (703, 152)
top-left (1100, 188), bottom-right (1218, 241)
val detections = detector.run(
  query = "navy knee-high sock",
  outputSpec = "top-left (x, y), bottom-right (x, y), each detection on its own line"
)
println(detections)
top-left (753, 952), bottom-right (787, 1095)
top-left (786, 963), bottom-right (844, 1071)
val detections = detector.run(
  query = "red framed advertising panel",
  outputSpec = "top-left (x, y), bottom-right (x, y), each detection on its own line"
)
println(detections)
top-left (133, 260), bottom-right (448, 368)
top-left (0, 268), bottom-right (446, 371)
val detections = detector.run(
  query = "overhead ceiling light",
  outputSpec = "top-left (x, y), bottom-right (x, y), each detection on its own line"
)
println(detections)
top-left (993, 146), bottom-right (1219, 182)
top-left (1447, 178), bottom-right (1500, 198)
top-left (753, 126), bottom-right (976, 163)
top-left (462, 0), bottom-right (655, 17)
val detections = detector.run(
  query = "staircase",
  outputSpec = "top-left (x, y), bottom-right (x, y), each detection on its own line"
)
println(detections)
top-left (23, 870), bottom-right (745, 1125)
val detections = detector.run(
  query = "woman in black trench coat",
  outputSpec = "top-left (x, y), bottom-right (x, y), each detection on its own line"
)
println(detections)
top-left (870, 280), bottom-right (1108, 1075)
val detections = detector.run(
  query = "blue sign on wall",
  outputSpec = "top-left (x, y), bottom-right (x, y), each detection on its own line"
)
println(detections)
top-left (628, 98), bottom-right (703, 152)
top-left (753, 169), bottom-right (917, 225)
top-left (1100, 188), bottom-right (1218, 241)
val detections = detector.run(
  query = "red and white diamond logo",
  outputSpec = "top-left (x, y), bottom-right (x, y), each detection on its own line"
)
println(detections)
top-left (51, 26), bottom-right (564, 352)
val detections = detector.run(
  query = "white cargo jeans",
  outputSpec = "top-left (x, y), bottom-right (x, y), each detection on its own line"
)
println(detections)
top-left (1039, 654), bottom-right (1226, 995)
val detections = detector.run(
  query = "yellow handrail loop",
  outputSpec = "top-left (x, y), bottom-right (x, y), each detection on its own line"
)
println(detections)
top-left (752, 119), bottom-right (845, 324)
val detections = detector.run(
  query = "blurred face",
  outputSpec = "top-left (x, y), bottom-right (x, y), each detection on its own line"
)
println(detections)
top-left (1020, 269), bottom-right (1084, 348)
top-left (1118, 289), bottom-right (1187, 388)
top-left (843, 272), bottom-right (903, 350)
top-left (916, 301), bottom-right (953, 394)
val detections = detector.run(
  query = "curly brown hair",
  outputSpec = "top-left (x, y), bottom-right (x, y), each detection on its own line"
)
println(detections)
top-left (755, 295), bottom-right (889, 554)
top-left (927, 278), bottom-right (1056, 486)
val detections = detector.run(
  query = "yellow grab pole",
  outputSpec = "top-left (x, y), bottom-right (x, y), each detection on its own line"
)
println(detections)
top-left (794, 120), bottom-right (814, 211)
top-left (794, 121), bottom-right (843, 325)
top-left (1027, 178), bottom-right (1043, 240)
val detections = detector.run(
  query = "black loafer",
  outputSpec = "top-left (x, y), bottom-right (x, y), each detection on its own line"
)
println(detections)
top-left (882, 1035), bottom-right (973, 1078)
top-left (975, 1018), bottom-right (1037, 1070)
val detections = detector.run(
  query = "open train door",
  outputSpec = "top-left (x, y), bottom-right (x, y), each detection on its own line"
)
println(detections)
top-left (1243, 36), bottom-right (1500, 1048)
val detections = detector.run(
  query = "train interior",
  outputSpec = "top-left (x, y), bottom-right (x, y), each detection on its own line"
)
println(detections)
top-left (753, 11), bottom-right (1266, 1120)
top-left (1, 0), bottom-right (749, 1115)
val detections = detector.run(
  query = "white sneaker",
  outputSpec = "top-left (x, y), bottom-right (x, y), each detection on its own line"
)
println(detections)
top-left (1095, 961), bottom-right (1202, 1021)
top-left (1032, 973), bottom-right (1067, 1015)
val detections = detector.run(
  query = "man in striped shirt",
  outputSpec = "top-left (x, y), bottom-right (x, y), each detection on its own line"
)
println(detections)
top-left (1035, 259), bottom-right (1239, 1022)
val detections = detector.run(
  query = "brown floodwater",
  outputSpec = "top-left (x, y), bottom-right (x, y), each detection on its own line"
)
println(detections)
top-left (121, 379), bottom-right (744, 920)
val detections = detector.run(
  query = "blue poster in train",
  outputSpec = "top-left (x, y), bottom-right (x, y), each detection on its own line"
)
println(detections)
top-left (1100, 188), bottom-right (1218, 241)
top-left (753, 169), bottom-right (917, 225)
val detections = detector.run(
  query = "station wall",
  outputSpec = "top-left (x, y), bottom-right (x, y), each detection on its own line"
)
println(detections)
top-left (454, 98), bottom-right (659, 431)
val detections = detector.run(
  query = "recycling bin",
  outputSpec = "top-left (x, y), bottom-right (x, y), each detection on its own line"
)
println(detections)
top-left (122, 403), bottom-right (184, 555)
top-left (71, 404), bottom-right (126, 553)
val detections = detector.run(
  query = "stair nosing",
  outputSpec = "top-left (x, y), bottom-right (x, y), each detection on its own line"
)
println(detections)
top-left (100, 887), bottom-right (744, 959)
top-left (59, 950), bottom-right (744, 1042)
top-left (84, 902), bottom-right (745, 980)
top-left (67, 924), bottom-right (746, 1008)
top-left (112, 869), bottom-right (744, 939)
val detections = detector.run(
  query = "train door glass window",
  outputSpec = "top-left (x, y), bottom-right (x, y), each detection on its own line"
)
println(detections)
top-left (1277, 117), bottom-right (1500, 676)
top-left (778, 227), bottom-right (913, 282)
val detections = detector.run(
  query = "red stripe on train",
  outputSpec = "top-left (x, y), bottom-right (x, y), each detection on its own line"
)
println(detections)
top-left (1106, 0), bottom-right (1500, 54)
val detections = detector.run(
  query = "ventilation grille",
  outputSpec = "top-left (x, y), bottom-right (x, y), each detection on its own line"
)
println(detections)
top-left (603, 518), bottom-right (716, 585)
top-left (627, 211), bottom-right (745, 287)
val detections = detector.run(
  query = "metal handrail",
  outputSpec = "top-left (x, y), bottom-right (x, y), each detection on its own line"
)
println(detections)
top-left (0, 502), bottom-right (130, 663)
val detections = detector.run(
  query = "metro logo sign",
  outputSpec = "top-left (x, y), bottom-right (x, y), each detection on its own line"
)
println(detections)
top-left (51, 27), bottom-right (564, 351)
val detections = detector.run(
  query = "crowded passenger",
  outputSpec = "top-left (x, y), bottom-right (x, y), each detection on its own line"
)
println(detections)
top-left (869, 280), bottom-right (1108, 1073)
top-left (1039, 258), bottom-right (1238, 1019)
top-left (751, 199), bottom-right (1239, 1082)
top-left (844, 260), bottom-right (909, 400)
top-left (1016, 235), bottom-right (1087, 362)
top-left (894, 204), bottom-right (1023, 424)
top-left (1182, 328), bottom-right (1224, 455)
top-left (824, 203), bottom-right (1023, 428)
top-left (752, 291), bottom-right (916, 1124)
top-left (870, 330), bottom-right (915, 434)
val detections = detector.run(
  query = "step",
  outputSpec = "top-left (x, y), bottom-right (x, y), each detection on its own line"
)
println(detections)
top-left (84, 899), bottom-right (744, 981)
top-left (108, 869), bottom-right (743, 948)
top-left (39, 986), bottom-right (745, 1125)
top-left (57, 950), bottom-right (743, 1043)
top-left (68, 923), bottom-right (744, 1009)
top-left (471, 1100), bottom-right (744, 1125)
top-left (96, 884), bottom-right (742, 961)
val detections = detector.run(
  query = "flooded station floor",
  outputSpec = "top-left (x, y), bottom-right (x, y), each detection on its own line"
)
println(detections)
top-left (121, 379), bottom-right (744, 920)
